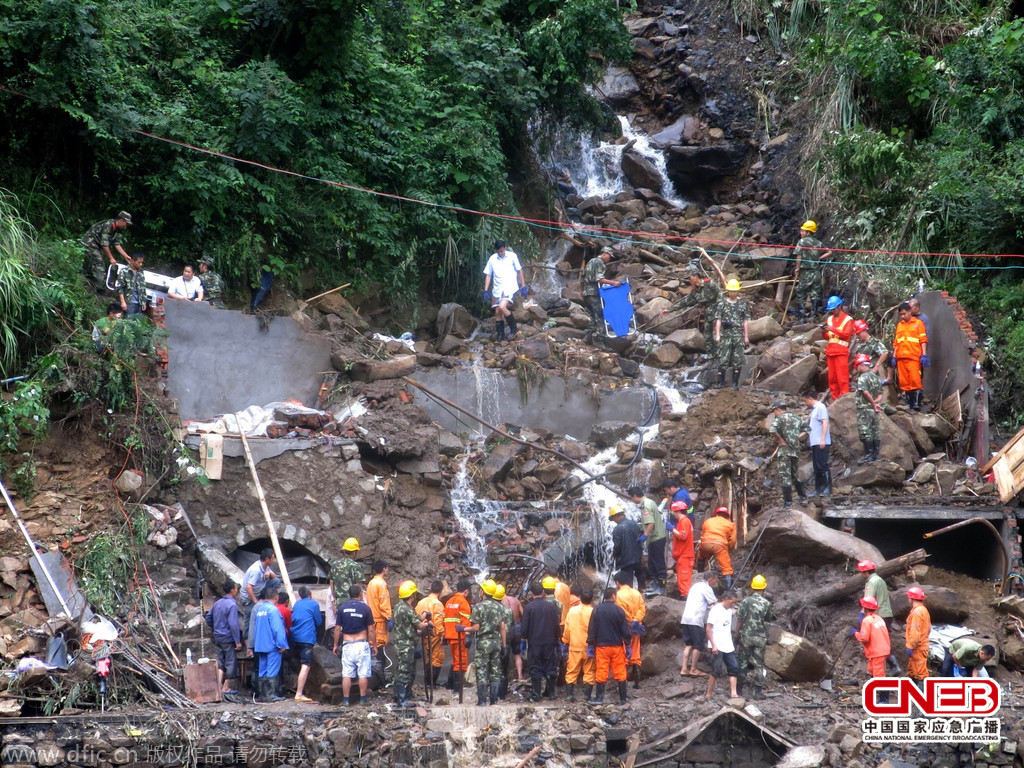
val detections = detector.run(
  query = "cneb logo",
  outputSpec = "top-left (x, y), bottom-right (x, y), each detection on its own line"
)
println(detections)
top-left (863, 678), bottom-right (1000, 716)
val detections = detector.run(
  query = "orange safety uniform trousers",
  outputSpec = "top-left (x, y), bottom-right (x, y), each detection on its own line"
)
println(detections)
top-left (447, 638), bottom-right (469, 672)
top-left (866, 656), bottom-right (886, 678)
top-left (594, 645), bottom-right (628, 683)
top-left (826, 352), bottom-right (850, 400)
top-left (698, 540), bottom-right (733, 576)
top-left (423, 636), bottom-right (444, 668)
top-left (675, 556), bottom-right (695, 597)
top-left (628, 635), bottom-right (642, 668)
top-left (565, 650), bottom-right (596, 685)
top-left (896, 358), bottom-right (922, 393)
top-left (907, 647), bottom-right (929, 681)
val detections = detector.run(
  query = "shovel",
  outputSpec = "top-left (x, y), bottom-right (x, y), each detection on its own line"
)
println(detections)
top-left (820, 633), bottom-right (854, 691)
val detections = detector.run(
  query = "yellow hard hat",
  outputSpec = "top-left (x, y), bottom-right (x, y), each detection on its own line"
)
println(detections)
top-left (542, 576), bottom-right (557, 590)
top-left (481, 578), bottom-right (497, 596)
top-left (342, 537), bottom-right (360, 552)
top-left (493, 584), bottom-right (506, 600)
top-left (398, 580), bottom-right (418, 599)
top-left (608, 505), bottom-right (624, 518)
top-left (750, 574), bottom-right (767, 591)
top-left (801, 220), bottom-right (817, 233)
top-left (725, 278), bottom-right (742, 292)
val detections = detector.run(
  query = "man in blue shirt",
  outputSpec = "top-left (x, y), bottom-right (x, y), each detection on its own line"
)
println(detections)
top-left (333, 584), bottom-right (376, 705)
top-left (205, 580), bottom-right (242, 695)
top-left (240, 549), bottom-right (282, 647)
top-left (662, 479), bottom-right (693, 512)
top-left (249, 586), bottom-right (289, 702)
top-left (290, 586), bottom-right (323, 703)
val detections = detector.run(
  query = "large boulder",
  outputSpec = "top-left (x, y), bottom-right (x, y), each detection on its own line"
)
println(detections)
top-left (342, 354), bottom-right (417, 382)
top-left (755, 354), bottom-right (818, 395)
top-left (519, 337), bottom-right (551, 361)
top-left (765, 627), bottom-right (829, 682)
top-left (650, 115), bottom-right (700, 147)
top-left (435, 303), bottom-right (477, 339)
top-left (664, 328), bottom-right (706, 352)
top-left (598, 66), bottom-right (640, 104)
top-left (891, 585), bottom-right (969, 624)
top-left (590, 421), bottom-right (636, 448)
top-left (435, 335), bottom-right (466, 356)
top-left (483, 442), bottom-right (524, 483)
top-left (889, 412), bottom-right (934, 455)
top-left (828, 396), bottom-right (918, 470)
top-left (310, 292), bottom-right (369, 331)
top-left (636, 296), bottom-right (672, 326)
top-left (758, 509), bottom-right (884, 566)
top-left (757, 341), bottom-right (793, 377)
top-left (918, 413), bottom-right (956, 441)
top-left (641, 595), bottom-right (685, 644)
top-left (747, 315), bottom-right (784, 344)
top-left (621, 151), bottom-right (664, 192)
top-left (645, 343), bottom-right (683, 368)
top-left (846, 460), bottom-right (907, 488)
top-left (666, 144), bottom-right (748, 193)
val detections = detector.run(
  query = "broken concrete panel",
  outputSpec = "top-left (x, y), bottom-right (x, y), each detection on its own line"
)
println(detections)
top-left (847, 460), bottom-right (907, 488)
top-left (435, 303), bottom-right (478, 339)
top-left (758, 510), bottom-right (883, 566)
top-left (664, 328), bottom-right (705, 352)
top-left (765, 628), bottom-right (828, 682)
top-left (755, 354), bottom-right (817, 395)
top-left (30, 552), bottom-right (91, 622)
top-left (166, 301), bottom-right (333, 421)
top-left (891, 585), bottom-right (969, 624)
top-left (746, 315), bottom-right (784, 344)
top-left (345, 355), bottom-right (417, 382)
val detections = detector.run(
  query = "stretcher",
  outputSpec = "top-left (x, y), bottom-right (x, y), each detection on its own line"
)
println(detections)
top-left (600, 282), bottom-right (636, 338)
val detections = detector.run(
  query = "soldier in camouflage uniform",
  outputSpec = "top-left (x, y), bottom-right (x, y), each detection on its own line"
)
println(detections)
top-left (792, 220), bottom-right (832, 318)
top-left (392, 580), bottom-right (430, 707)
top-left (115, 253), bottom-right (149, 316)
top-left (713, 280), bottom-right (750, 389)
top-left (581, 248), bottom-right (620, 341)
top-left (468, 586), bottom-right (508, 706)
top-left (850, 319), bottom-right (890, 378)
top-left (769, 400), bottom-right (807, 508)
top-left (736, 575), bottom-right (773, 699)
top-left (854, 354), bottom-right (885, 463)
top-left (493, 584), bottom-right (515, 699)
top-left (670, 261), bottom-right (722, 359)
top-left (198, 256), bottom-right (226, 309)
top-left (83, 212), bottom-right (132, 290)
top-left (330, 538), bottom-right (365, 606)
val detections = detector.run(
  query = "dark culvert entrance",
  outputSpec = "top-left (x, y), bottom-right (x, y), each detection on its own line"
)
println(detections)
top-left (229, 538), bottom-right (331, 585)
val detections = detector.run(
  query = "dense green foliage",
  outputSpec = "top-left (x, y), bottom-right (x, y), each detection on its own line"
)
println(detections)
top-left (0, 0), bottom-right (631, 304)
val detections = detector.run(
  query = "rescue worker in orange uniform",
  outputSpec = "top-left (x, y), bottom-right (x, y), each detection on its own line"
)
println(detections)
top-left (414, 580), bottom-right (446, 690)
top-left (823, 295), bottom-right (853, 400)
top-left (366, 560), bottom-right (392, 652)
top-left (551, 576), bottom-right (572, 629)
top-left (669, 500), bottom-right (696, 598)
top-left (852, 595), bottom-right (891, 681)
top-left (443, 578), bottom-right (473, 692)
top-left (561, 587), bottom-right (595, 702)
top-left (614, 570), bottom-right (646, 686)
top-left (904, 586), bottom-right (931, 682)
top-left (893, 301), bottom-right (929, 411)
top-left (587, 587), bottom-right (631, 704)
top-left (698, 507), bottom-right (737, 589)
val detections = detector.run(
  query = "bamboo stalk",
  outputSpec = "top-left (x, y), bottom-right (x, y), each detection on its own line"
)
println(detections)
top-left (239, 432), bottom-right (293, 599)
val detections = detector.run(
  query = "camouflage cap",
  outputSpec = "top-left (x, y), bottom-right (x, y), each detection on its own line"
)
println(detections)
top-left (199, 255), bottom-right (214, 267)
top-left (771, 400), bottom-right (787, 410)
top-left (117, 211), bottom-right (133, 224)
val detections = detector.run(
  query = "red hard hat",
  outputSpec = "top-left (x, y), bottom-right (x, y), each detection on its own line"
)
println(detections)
top-left (859, 596), bottom-right (879, 611)
top-left (670, 500), bottom-right (689, 512)
top-left (854, 353), bottom-right (871, 367)
top-left (906, 586), bottom-right (926, 601)
top-left (852, 319), bottom-right (869, 334)
top-left (856, 559), bottom-right (876, 572)
top-left (714, 506), bottom-right (730, 517)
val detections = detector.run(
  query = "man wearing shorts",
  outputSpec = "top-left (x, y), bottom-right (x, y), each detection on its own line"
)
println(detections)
top-left (482, 240), bottom-right (526, 341)
top-left (679, 571), bottom-right (719, 676)
top-left (290, 586), bottom-right (323, 703)
top-left (704, 590), bottom-right (739, 699)
top-left (332, 584), bottom-right (376, 705)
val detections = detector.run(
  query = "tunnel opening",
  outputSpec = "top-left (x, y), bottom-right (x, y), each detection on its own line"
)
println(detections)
top-left (229, 538), bottom-right (331, 584)
top-left (824, 511), bottom-right (1007, 582)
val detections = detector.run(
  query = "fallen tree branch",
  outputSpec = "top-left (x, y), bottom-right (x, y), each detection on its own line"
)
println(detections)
top-left (805, 548), bottom-right (928, 607)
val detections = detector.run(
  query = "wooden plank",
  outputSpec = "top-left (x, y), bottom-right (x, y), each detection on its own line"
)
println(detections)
top-left (939, 391), bottom-right (962, 427)
top-left (183, 660), bottom-right (222, 704)
top-left (981, 424), bottom-right (1024, 473)
top-left (991, 457), bottom-right (1015, 503)
top-left (1002, 438), bottom-right (1024, 475)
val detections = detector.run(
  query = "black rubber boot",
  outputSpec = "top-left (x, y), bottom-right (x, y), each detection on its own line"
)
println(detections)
top-left (794, 480), bottom-right (808, 502)
top-left (476, 683), bottom-right (488, 706)
top-left (736, 678), bottom-right (744, 695)
top-left (506, 313), bottom-right (518, 338)
top-left (566, 683), bottom-right (575, 702)
top-left (732, 367), bottom-right (741, 389)
top-left (911, 390), bottom-right (922, 411)
top-left (806, 472), bottom-right (820, 498)
top-left (544, 675), bottom-right (557, 698)
top-left (752, 685), bottom-right (765, 700)
top-left (723, 574), bottom-right (734, 590)
top-left (495, 321), bottom-right (505, 342)
top-left (873, 439), bottom-right (881, 461)
top-left (782, 486), bottom-right (793, 509)
top-left (858, 440), bottom-right (873, 464)
top-left (618, 681), bottom-right (628, 703)
top-left (530, 677), bottom-right (543, 702)
top-left (716, 370), bottom-right (726, 388)
top-left (489, 682), bottom-right (500, 705)
top-left (822, 470), bottom-right (832, 497)
top-left (266, 677), bottom-right (284, 703)
top-left (583, 684), bottom-right (594, 703)
top-left (432, 666), bottom-right (443, 690)
top-left (591, 683), bottom-right (605, 704)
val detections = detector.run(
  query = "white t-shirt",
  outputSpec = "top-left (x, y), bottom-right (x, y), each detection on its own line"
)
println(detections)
top-left (808, 400), bottom-right (831, 446)
top-left (483, 250), bottom-right (522, 300)
top-left (680, 581), bottom-right (717, 627)
top-left (168, 275), bottom-right (203, 300)
top-left (706, 602), bottom-right (735, 653)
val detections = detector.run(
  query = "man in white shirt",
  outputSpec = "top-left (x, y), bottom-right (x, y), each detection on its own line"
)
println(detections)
top-left (167, 264), bottom-right (205, 302)
top-left (704, 589), bottom-right (739, 699)
top-left (482, 240), bottom-right (526, 341)
top-left (803, 393), bottom-right (831, 498)
top-left (679, 571), bottom-right (719, 676)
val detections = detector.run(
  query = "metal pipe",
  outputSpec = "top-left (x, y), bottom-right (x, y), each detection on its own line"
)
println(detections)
top-left (923, 516), bottom-right (1009, 595)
